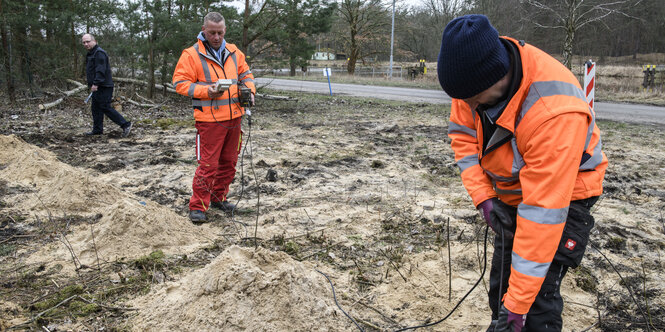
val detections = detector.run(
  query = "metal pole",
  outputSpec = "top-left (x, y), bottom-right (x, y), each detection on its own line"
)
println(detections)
top-left (389, 0), bottom-right (395, 79)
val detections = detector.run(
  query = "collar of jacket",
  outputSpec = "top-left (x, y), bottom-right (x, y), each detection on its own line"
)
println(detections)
top-left (493, 36), bottom-right (530, 134)
top-left (87, 44), bottom-right (100, 55)
top-left (196, 33), bottom-right (228, 63)
top-left (195, 38), bottom-right (232, 68)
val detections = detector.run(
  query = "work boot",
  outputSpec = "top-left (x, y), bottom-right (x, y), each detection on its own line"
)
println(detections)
top-left (189, 210), bottom-right (207, 223)
top-left (122, 122), bottom-right (132, 137)
top-left (211, 200), bottom-right (236, 212)
top-left (84, 131), bottom-right (103, 136)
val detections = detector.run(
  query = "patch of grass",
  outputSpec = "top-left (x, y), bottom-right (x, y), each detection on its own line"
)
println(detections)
top-left (133, 250), bottom-right (166, 270)
top-left (0, 243), bottom-right (16, 256)
top-left (347, 234), bottom-right (363, 242)
top-left (605, 237), bottom-right (627, 252)
top-left (31, 284), bottom-right (104, 320)
top-left (284, 241), bottom-right (300, 256)
top-left (573, 266), bottom-right (598, 293)
top-left (32, 284), bottom-right (84, 312)
top-left (67, 300), bottom-right (100, 316)
top-left (154, 118), bottom-right (194, 130)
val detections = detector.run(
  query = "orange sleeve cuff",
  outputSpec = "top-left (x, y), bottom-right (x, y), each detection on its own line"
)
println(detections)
top-left (502, 292), bottom-right (532, 315)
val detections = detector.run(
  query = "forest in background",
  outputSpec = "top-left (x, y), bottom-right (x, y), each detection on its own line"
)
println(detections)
top-left (1, 0), bottom-right (665, 103)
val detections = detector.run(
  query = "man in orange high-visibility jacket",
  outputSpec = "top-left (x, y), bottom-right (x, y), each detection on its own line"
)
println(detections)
top-left (173, 12), bottom-right (256, 223)
top-left (438, 15), bottom-right (607, 331)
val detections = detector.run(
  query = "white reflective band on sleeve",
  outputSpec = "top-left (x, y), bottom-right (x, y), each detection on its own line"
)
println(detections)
top-left (188, 83), bottom-right (197, 97)
top-left (174, 80), bottom-right (188, 89)
top-left (448, 121), bottom-right (477, 138)
top-left (512, 251), bottom-right (550, 278)
top-left (456, 154), bottom-right (479, 171)
top-left (517, 80), bottom-right (586, 127)
top-left (518, 203), bottom-right (569, 225)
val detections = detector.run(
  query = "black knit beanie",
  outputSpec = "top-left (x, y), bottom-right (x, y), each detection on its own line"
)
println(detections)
top-left (437, 14), bottom-right (510, 99)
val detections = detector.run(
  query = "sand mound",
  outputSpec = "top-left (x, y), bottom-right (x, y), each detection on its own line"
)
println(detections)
top-left (131, 245), bottom-right (354, 331)
top-left (0, 134), bottom-right (212, 265)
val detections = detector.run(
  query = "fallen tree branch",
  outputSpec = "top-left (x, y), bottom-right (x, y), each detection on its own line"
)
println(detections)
top-left (114, 77), bottom-right (177, 93)
top-left (135, 92), bottom-right (155, 104)
top-left (256, 93), bottom-right (297, 101)
top-left (9, 295), bottom-right (136, 330)
top-left (38, 80), bottom-right (88, 110)
top-left (119, 96), bottom-right (158, 108)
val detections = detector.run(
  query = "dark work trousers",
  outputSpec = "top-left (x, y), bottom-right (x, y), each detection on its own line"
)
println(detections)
top-left (91, 86), bottom-right (128, 133)
top-left (488, 196), bottom-right (599, 331)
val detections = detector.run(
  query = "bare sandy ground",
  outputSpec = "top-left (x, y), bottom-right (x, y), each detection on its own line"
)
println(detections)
top-left (1, 92), bottom-right (663, 331)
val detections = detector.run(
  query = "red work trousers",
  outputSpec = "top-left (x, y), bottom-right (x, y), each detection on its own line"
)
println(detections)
top-left (189, 118), bottom-right (242, 211)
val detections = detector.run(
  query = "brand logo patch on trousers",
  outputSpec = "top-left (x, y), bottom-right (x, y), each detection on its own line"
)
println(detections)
top-left (565, 239), bottom-right (577, 250)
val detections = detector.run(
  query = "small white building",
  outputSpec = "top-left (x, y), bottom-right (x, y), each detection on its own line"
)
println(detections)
top-left (311, 52), bottom-right (336, 60)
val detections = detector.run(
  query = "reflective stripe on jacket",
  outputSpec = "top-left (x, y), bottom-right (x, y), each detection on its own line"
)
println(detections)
top-left (172, 39), bottom-right (256, 122)
top-left (447, 37), bottom-right (608, 314)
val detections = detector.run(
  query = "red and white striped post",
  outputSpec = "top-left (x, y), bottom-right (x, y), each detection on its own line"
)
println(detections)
top-left (584, 59), bottom-right (595, 110)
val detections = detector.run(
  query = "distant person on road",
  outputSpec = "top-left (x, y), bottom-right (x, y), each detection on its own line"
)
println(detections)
top-left (172, 12), bottom-right (255, 223)
top-left (438, 15), bottom-right (607, 331)
top-left (82, 33), bottom-right (132, 137)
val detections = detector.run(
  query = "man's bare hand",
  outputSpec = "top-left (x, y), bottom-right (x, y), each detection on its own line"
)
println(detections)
top-left (208, 86), bottom-right (224, 99)
top-left (91, 84), bottom-right (98, 92)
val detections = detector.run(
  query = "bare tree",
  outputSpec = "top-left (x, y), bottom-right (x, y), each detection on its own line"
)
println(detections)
top-left (525, 0), bottom-right (639, 69)
top-left (240, 0), bottom-right (282, 56)
top-left (398, 0), bottom-right (466, 61)
top-left (425, 0), bottom-right (466, 26)
top-left (337, 0), bottom-right (389, 74)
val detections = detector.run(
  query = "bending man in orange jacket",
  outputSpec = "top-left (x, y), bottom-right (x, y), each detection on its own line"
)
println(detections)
top-left (173, 12), bottom-right (256, 223)
top-left (438, 15), bottom-right (607, 331)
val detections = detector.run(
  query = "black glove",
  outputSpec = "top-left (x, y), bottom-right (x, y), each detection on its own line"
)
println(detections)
top-left (477, 198), bottom-right (516, 239)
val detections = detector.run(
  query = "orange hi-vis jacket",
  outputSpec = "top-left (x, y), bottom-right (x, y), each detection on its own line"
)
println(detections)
top-left (448, 37), bottom-right (607, 315)
top-left (173, 39), bottom-right (256, 122)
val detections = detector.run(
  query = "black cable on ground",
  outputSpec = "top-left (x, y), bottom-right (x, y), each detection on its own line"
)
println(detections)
top-left (590, 241), bottom-right (651, 331)
top-left (393, 226), bottom-right (489, 331)
top-left (244, 113), bottom-right (261, 248)
top-left (316, 225), bottom-right (492, 332)
top-left (315, 269), bottom-right (365, 332)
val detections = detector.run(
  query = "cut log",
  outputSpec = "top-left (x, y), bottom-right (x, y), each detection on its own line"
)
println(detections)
top-left (114, 77), bottom-right (177, 94)
top-left (256, 93), bottom-right (297, 101)
top-left (38, 80), bottom-right (88, 110)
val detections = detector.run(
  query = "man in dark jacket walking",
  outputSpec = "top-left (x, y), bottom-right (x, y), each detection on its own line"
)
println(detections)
top-left (82, 33), bottom-right (132, 137)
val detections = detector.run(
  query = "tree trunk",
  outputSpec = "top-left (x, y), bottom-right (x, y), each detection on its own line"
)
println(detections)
top-left (70, 20), bottom-right (77, 80)
top-left (347, 49), bottom-right (358, 75)
top-left (161, 0), bottom-right (172, 96)
top-left (147, 42), bottom-right (155, 98)
top-left (242, 0), bottom-right (249, 54)
top-left (0, 2), bottom-right (14, 103)
top-left (347, 26), bottom-right (358, 74)
top-left (562, 27), bottom-right (574, 70)
top-left (289, 56), bottom-right (296, 76)
top-left (632, 20), bottom-right (640, 60)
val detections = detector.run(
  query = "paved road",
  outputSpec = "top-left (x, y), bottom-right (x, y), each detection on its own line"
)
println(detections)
top-left (256, 78), bottom-right (665, 127)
